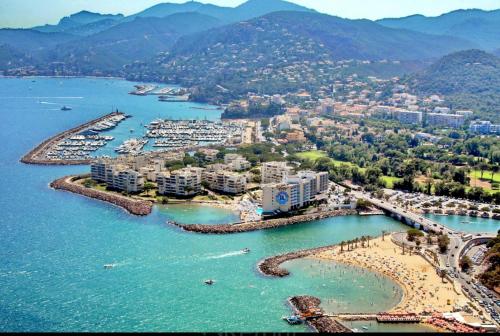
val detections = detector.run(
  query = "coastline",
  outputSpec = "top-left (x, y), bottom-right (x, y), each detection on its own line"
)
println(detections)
top-left (50, 174), bottom-right (153, 216)
top-left (258, 235), bottom-right (469, 313)
top-left (20, 111), bottom-right (124, 165)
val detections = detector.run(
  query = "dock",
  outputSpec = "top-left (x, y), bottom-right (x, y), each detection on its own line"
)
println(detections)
top-left (20, 112), bottom-right (125, 165)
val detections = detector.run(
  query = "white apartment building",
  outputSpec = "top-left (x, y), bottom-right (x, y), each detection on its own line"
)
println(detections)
top-left (203, 170), bottom-right (247, 195)
top-left (157, 167), bottom-right (203, 197)
top-left (262, 170), bottom-right (329, 215)
top-left (427, 113), bottom-right (465, 128)
top-left (261, 161), bottom-right (293, 184)
top-left (224, 154), bottom-right (251, 171)
top-left (392, 109), bottom-right (423, 124)
top-left (90, 159), bottom-right (144, 193)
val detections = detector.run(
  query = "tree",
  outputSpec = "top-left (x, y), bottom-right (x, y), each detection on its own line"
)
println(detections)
top-left (143, 182), bottom-right (155, 196)
top-left (382, 230), bottom-right (386, 241)
top-left (459, 256), bottom-right (473, 272)
top-left (438, 234), bottom-right (450, 254)
top-left (340, 241), bottom-right (345, 253)
top-left (407, 228), bottom-right (424, 242)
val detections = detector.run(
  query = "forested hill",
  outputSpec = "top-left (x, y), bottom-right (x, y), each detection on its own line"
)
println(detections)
top-left (409, 49), bottom-right (500, 122)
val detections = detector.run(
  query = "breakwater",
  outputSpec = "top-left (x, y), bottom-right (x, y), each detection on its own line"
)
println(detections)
top-left (50, 175), bottom-right (152, 216)
top-left (20, 112), bottom-right (123, 165)
top-left (288, 296), bottom-right (352, 333)
top-left (169, 209), bottom-right (356, 235)
top-left (258, 243), bottom-right (341, 277)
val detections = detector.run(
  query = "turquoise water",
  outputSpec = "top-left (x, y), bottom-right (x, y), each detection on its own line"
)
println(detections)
top-left (425, 214), bottom-right (499, 234)
top-left (157, 204), bottom-right (240, 225)
top-left (0, 77), bottom-right (490, 332)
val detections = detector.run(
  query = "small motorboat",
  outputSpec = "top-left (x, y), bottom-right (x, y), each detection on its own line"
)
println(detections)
top-left (282, 315), bottom-right (303, 325)
top-left (61, 106), bottom-right (72, 111)
top-left (242, 248), bottom-right (251, 254)
top-left (362, 326), bottom-right (369, 330)
top-left (103, 264), bottom-right (115, 269)
top-left (204, 279), bottom-right (215, 285)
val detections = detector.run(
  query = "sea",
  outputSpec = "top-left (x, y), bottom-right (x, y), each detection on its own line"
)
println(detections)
top-left (0, 77), bottom-right (497, 332)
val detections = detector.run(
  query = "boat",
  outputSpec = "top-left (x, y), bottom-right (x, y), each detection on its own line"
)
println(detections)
top-left (103, 264), bottom-right (115, 269)
top-left (204, 279), bottom-right (215, 285)
top-left (282, 315), bottom-right (303, 325)
top-left (362, 326), bottom-right (369, 330)
top-left (61, 106), bottom-right (72, 111)
top-left (242, 248), bottom-right (250, 254)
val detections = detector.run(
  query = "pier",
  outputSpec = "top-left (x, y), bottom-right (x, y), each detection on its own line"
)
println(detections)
top-left (21, 112), bottom-right (125, 165)
top-left (288, 296), bottom-right (352, 333)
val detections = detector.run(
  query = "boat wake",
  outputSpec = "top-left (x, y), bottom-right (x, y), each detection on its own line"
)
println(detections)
top-left (205, 250), bottom-right (247, 260)
top-left (39, 101), bottom-right (59, 105)
top-left (0, 96), bottom-right (84, 99)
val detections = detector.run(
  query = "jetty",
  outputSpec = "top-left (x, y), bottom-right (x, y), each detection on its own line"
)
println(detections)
top-left (21, 112), bottom-right (125, 165)
top-left (258, 242), bottom-right (346, 277)
top-left (169, 209), bottom-right (356, 235)
top-left (288, 296), bottom-right (352, 333)
top-left (50, 174), bottom-right (152, 216)
top-left (129, 84), bottom-right (156, 96)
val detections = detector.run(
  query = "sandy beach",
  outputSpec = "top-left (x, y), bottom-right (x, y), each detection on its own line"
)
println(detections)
top-left (313, 236), bottom-right (470, 313)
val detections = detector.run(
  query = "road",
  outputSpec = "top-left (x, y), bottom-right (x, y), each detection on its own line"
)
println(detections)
top-left (351, 188), bottom-right (500, 326)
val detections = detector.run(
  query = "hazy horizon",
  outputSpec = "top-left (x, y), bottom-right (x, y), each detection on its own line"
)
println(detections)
top-left (0, 0), bottom-right (499, 29)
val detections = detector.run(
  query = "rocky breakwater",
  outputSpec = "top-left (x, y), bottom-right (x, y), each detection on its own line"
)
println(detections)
top-left (50, 175), bottom-right (152, 216)
top-left (170, 209), bottom-right (356, 234)
top-left (289, 296), bottom-right (352, 333)
top-left (258, 243), bottom-right (340, 277)
top-left (21, 112), bottom-right (123, 165)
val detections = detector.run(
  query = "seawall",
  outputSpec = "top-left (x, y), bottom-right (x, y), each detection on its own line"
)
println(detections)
top-left (169, 209), bottom-right (356, 235)
top-left (50, 174), bottom-right (152, 216)
top-left (21, 112), bottom-right (124, 165)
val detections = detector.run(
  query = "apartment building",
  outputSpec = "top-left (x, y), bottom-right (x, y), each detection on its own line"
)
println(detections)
top-left (469, 120), bottom-right (500, 134)
top-left (90, 159), bottom-right (144, 193)
top-left (262, 170), bottom-right (329, 215)
top-left (224, 154), bottom-right (251, 171)
top-left (157, 167), bottom-right (203, 197)
top-left (426, 113), bottom-right (465, 128)
top-left (392, 109), bottom-right (423, 124)
top-left (261, 161), bottom-right (293, 184)
top-left (203, 169), bottom-right (247, 195)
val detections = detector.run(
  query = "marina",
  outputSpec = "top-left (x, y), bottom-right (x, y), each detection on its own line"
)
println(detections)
top-left (145, 119), bottom-right (244, 149)
top-left (21, 111), bottom-right (127, 165)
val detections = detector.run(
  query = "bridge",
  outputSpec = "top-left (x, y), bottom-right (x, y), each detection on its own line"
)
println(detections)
top-left (351, 190), bottom-right (455, 234)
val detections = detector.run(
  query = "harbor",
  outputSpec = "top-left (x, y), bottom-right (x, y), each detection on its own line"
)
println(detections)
top-left (145, 119), bottom-right (244, 150)
top-left (20, 111), bottom-right (127, 165)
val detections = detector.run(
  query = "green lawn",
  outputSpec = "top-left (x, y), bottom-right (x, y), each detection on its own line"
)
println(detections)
top-left (380, 176), bottom-right (402, 189)
top-left (296, 150), bottom-right (328, 161)
top-left (470, 170), bottom-right (500, 183)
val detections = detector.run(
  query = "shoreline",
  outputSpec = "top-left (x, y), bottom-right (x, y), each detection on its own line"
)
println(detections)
top-left (258, 235), bottom-right (469, 313)
top-left (50, 174), bottom-right (152, 216)
top-left (20, 111), bottom-right (124, 165)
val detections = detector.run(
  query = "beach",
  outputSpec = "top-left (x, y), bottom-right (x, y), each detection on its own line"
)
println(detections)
top-left (313, 236), bottom-right (469, 313)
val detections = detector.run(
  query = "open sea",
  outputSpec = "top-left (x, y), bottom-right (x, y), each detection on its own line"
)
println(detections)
top-left (0, 77), bottom-right (496, 332)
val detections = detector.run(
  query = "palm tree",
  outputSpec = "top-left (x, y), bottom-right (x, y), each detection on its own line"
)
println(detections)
top-left (354, 237), bottom-right (359, 248)
top-left (402, 242), bottom-right (406, 255)
top-left (366, 235), bottom-right (371, 247)
top-left (360, 236), bottom-right (365, 248)
top-left (340, 241), bottom-right (345, 253)
top-left (381, 230), bottom-right (386, 241)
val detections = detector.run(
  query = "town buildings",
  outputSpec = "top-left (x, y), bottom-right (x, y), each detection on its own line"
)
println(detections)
top-left (469, 120), bottom-right (500, 134)
top-left (426, 113), bottom-right (465, 128)
top-left (91, 159), bottom-right (145, 193)
top-left (157, 167), bottom-right (203, 197)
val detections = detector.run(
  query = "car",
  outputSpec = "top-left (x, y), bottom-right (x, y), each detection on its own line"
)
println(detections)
top-left (446, 263), bottom-right (450, 267)
top-left (455, 245), bottom-right (459, 249)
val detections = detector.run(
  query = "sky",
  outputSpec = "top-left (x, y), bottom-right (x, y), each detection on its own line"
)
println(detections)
top-left (0, 0), bottom-right (499, 28)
